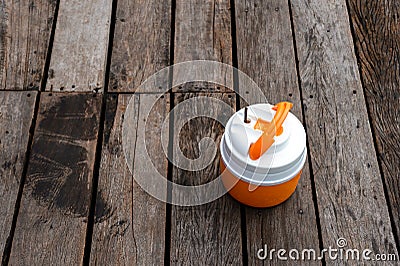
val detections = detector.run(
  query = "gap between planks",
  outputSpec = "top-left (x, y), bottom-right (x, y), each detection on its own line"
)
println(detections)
top-left (83, 0), bottom-right (119, 263)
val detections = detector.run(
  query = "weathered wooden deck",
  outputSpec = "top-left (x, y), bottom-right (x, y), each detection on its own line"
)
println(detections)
top-left (0, 0), bottom-right (399, 265)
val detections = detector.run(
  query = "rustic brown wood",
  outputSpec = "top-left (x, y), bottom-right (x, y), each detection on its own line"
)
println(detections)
top-left (9, 93), bottom-right (103, 264)
top-left (173, 0), bottom-right (233, 92)
top-left (234, 1), bottom-right (320, 264)
top-left (347, 0), bottom-right (400, 246)
top-left (108, 0), bottom-right (171, 92)
top-left (90, 94), bottom-right (169, 265)
top-left (45, 0), bottom-right (113, 92)
top-left (0, 0), bottom-right (57, 90)
top-left (171, 92), bottom-right (242, 265)
top-left (0, 91), bottom-right (36, 260)
top-left (291, 0), bottom-right (398, 256)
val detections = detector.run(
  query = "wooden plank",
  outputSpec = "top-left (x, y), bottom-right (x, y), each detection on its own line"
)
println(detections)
top-left (0, 91), bottom-right (36, 260)
top-left (347, 0), bottom-right (400, 246)
top-left (234, 1), bottom-right (320, 264)
top-left (0, 0), bottom-right (57, 90)
top-left (90, 94), bottom-right (169, 265)
top-left (171, 92), bottom-right (242, 265)
top-left (9, 92), bottom-right (103, 265)
top-left (173, 0), bottom-right (233, 92)
top-left (45, 0), bottom-right (113, 92)
top-left (108, 0), bottom-right (171, 92)
top-left (291, 0), bottom-right (398, 257)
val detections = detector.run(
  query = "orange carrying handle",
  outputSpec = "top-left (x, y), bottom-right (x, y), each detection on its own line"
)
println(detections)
top-left (248, 102), bottom-right (293, 160)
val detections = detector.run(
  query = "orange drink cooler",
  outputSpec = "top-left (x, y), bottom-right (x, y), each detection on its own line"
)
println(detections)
top-left (219, 103), bottom-right (307, 208)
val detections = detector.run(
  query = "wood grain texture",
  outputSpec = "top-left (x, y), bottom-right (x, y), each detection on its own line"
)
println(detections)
top-left (45, 0), bottom-right (112, 92)
top-left (108, 0), bottom-right (171, 92)
top-left (347, 0), bottom-right (400, 245)
top-left (291, 0), bottom-right (398, 258)
top-left (171, 93), bottom-right (242, 265)
top-left (9, 93), bottom-right (104, 265)
top-left (90, 94), bottom-right (169, 265)
top-left (234, 1), bottom-right (320, 264)
top-left (0, 91), bottom-right (36, 260)
top-left (0, 0), bottom-right (57, 90)
top-left (173, 0), bottom-right (233, 92)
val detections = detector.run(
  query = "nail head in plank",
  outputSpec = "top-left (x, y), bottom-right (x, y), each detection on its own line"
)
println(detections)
top-left (0, 0), bottom-right (57, 90)
top-left (45, 0), bottom-right (113, 92)
top-left (90, 94), bottom-right (169, 265)
top-left (291, 0), bottom-right (398, 254)
top-left (234, 0), bottom-right (320, 263)
top-left (0, 91), bottom-right (36, 258)
top-left (348, 0), bottom-right (400, 246)
top-left (109, 0), bottom-right (172, 92)
top-left (9, 92), bottom-right (103, 264)
top-left (171, 92), bottom-right (242, 265)
top-left (173, 0), bottom-right (233, 92)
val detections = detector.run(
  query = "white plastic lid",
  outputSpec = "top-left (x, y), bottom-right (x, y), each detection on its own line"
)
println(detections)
top-left (220, 103), bottom-right (307, 186)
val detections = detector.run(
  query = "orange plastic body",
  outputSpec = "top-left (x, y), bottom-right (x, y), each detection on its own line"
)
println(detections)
top-left (220, 159), bottom-right (302, 208)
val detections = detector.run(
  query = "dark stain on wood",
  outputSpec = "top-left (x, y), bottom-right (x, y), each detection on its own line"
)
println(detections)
top-left (103, 95), bottom-right (118, 146)
top-left (37, 95), bottom-right (99, 140)
top-left (25, 93), bottom-right (110, 220)
top-left (1, 155), bottom-right (18, 177)
top-left (28, 137), bottom-right (91, 217)
top-left (94, 190), bottom-right (112, 223)
top-left (1, 160), bottom-right (12, 170)
top-left (109, 219), bottom-right (129, 237)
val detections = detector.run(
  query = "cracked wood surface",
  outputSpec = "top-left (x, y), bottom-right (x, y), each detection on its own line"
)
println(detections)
top-left (45, 0), bottom-right (113, 92)
top-left (173, 0), bottom-right (233, 92)
top-left (90, 94), bottom-right (169, 265)
top-left (0, 91), bottom-right (36, 261)
top-left (291, 0), bottom-right (398, 260)
top-left (170, 92), bottom-right (242, 265)
top-left (347, 0), bottom-right (400, 246)
top-left (108, 0), bottom-right (171, 92)
top-left (0, 0), bottom-right (399, 264)
top-left (0, 0), bottom-right (57, 90)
